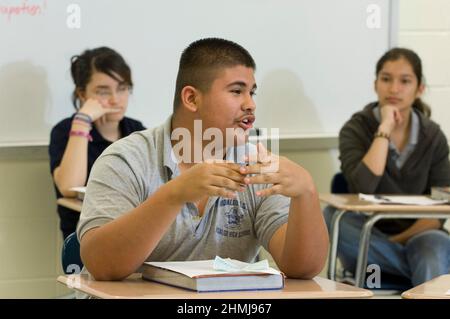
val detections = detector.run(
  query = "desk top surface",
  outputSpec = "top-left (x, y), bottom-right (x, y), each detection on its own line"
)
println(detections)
top-left (58, 274), bottom-right (373, 299)
top-left (319, 194), bottom-right (450, 212)
top-left (58, 194), bottom-right (450, 214)
top-left (57, 198), bottom-right (82, 212)
top-left (401, 275), bottom-right (450, 299)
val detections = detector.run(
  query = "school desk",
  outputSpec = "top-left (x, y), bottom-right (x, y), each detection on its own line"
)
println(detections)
top-left (401, 275), bottom-right (450, 299)
top-left (319, 193), bottom-right (450, 287)
top-left (57, 273), bottom-right (373, 299)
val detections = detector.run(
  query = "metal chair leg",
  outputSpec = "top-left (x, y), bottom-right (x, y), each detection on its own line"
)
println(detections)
top-left (327, 209), bottom-right (347, 281)
top-left (355, 214), bottom-right (382, 287)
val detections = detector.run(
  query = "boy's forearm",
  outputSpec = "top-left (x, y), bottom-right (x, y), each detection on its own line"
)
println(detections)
top-left (279, 189), bottom-right (329, 278)
top-left (81, 180), bottom-right (185, 280)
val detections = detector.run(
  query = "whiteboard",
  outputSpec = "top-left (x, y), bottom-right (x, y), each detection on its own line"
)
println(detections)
top-left (0, 0), bottom-right (393, 145)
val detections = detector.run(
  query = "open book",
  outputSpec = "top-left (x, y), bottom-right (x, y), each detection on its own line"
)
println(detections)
top-left (142, 258), bottom-right (284, 292)
top-left (69, 186), bottom-right (86, 201)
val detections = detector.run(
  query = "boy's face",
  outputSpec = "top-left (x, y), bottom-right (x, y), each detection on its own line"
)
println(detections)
top-left (196, 65), bottom-right (257, 146)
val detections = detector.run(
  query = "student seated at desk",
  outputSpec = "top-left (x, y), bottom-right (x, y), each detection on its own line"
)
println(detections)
top-left (324, 48), bottom-right (450, 286)
top-left (49, 47), bottom-right (146, 240)
top-left (77, 38), bottom-right (329, 281)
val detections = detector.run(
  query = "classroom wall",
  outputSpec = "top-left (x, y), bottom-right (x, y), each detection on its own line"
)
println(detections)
top-left (0, 0), bottom-right (449, 298)
top-left (398, 0), bottom-right (450, 138)
top-left (0, 159), bottom-right (71, 298)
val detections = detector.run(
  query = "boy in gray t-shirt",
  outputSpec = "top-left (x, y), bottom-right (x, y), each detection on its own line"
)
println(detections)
top-left (77, 38), bottom-right (329, 281)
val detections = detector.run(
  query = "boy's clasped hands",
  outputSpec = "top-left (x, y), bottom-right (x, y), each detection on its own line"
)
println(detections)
top-left (172, 142), bottom-right (314, 204)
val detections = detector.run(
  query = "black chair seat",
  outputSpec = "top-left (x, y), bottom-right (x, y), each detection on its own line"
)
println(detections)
top-left (62, 232), bottom-right (83, 274)
top-left (364, 272), bottom-right (412, 290)
top-left (331, 172), bottom-right (349, 193)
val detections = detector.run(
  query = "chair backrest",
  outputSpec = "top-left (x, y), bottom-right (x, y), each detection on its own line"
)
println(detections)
top-left (331, 172), bottom-right (349, 194)
top-left (62, 232), bottom-right (83, 274)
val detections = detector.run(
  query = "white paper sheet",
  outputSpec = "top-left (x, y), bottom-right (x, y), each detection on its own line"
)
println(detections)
top-left (69, 186), bottom-right (86, 193)
top-left (359, 193), bottom-right (448, 205)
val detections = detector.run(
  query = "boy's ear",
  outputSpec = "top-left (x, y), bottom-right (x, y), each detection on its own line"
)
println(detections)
top-left (180, 86), bottom-right (199, 112)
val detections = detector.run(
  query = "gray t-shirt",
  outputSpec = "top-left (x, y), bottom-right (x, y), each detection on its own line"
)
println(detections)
top-left (77, 116), bottom-right (290, 263)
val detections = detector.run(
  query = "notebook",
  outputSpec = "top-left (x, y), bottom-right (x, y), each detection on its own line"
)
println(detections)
top-left (142, 258), bottom-right (284, 292)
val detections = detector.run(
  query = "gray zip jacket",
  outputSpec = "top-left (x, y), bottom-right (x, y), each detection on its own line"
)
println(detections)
top-left (339, 102), bottom-right (450, 234)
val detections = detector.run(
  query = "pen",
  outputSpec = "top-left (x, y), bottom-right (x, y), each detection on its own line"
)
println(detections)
top-left (374, 195), bottom-right (391, 202)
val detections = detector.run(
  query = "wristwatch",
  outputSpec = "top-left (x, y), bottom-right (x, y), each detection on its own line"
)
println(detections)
top-left (374, 130), bottom-right (390, 140)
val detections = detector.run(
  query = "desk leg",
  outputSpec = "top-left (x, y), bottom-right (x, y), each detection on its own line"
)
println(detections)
top-left (327, 209), bottom-right (347, 281)
top-left (355, 215), bottom-right (382, 287)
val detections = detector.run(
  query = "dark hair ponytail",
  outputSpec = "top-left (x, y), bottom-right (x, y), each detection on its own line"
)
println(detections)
top-left (412, 98), bottom-right (431, 118)
top-left (70, 47), bottom-right (133, 110)
top-left (376, 47), bottom-right (431, 118)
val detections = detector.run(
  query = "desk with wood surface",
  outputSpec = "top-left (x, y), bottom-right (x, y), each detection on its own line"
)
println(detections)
top-left (57, 273), bottom-right (373, 299)
top-left (57, 197), bottom-right (82, 212)
top-left (401, 275), bottom-right (450, 299)
top-left (319, 193), bottom-right (450, 288)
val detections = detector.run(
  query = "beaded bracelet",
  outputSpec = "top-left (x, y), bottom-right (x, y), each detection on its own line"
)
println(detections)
top-left (72, 119), bottom-right (92, 129)
top-left (74, 112), bottom-right (92, 124)
top-left (70, 130), bottom-right (93, 142)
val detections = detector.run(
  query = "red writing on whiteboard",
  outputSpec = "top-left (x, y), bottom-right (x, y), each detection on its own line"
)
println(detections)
top-left (0, 0), bottom-right (47, 22)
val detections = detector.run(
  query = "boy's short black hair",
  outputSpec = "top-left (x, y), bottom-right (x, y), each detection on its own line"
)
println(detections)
top-left (173, 38), bottom-right (256, 111)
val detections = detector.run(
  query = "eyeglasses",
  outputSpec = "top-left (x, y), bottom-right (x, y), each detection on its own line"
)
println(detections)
top-left (94, 85), bottom-right (130, 99)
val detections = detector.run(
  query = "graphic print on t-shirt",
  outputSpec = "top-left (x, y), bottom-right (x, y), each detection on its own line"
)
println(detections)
top-left (215, 198), bottom-right (250, 238)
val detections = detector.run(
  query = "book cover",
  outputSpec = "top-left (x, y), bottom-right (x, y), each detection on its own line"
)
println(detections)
top-left (142, 259), bottom-right (284, 292)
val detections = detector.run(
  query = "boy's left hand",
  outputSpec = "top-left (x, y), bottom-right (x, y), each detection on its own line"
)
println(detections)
top-left (240, 143), bottom-right (315, 198)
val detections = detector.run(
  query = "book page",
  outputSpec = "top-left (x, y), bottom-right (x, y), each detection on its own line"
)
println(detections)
top-left (145, 259), bottom-right (281, 278)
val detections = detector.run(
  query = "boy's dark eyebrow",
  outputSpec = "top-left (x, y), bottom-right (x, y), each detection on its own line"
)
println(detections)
top-left (227, 81), bottom-right (258, 90)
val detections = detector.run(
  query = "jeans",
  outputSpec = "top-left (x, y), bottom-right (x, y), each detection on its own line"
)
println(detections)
top-left (323, 205), bottom-right (450, 286)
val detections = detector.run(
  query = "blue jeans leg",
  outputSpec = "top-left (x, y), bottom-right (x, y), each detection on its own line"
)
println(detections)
top-left (405, 229), bottom-right (450, 286)
top-left (323, 206), bottom-right (410, 279)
